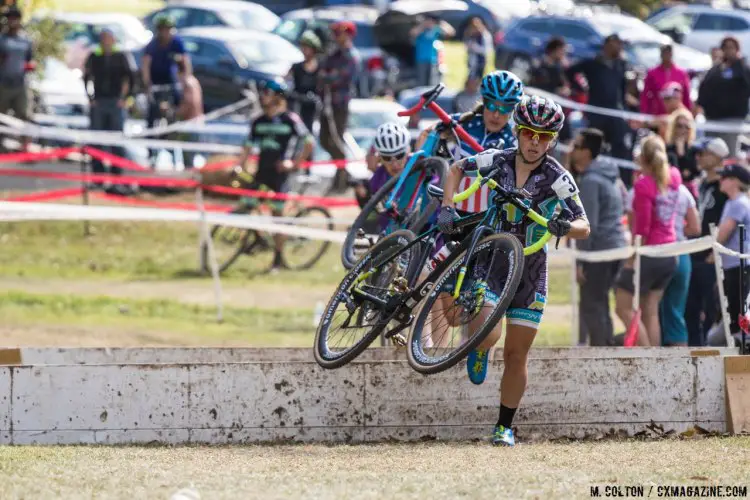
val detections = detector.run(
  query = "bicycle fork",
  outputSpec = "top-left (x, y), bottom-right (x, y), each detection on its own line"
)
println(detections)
top-left (452, 212), bottom-right (496, 299)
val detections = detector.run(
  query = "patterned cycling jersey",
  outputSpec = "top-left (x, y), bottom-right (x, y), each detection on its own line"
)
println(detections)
top-left (448, 112), bottom-right (516, 160)
top-left (462, 149), bottom-right (587, 328)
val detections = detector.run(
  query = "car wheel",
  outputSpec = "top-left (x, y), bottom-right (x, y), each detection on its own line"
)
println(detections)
top-left (507, 53), bottom-right (532, 82)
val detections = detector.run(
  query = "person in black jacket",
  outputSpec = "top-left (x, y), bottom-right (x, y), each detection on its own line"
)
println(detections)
top-left (696, 36), bottom-right (750, 159)
top-left (531, 36), bottom-right (571, 141)
top-left (83, 29), bottom-right (136, 190)
top-left (287, 30), bottom-right (321, 134)
top-left (567, 34), bottom-right (634, 184)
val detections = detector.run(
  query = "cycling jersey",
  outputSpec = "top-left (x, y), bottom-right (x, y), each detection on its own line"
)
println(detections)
top-left (443, 149), bottom-right (587, 329)
top-left (448, 112), bottom-right (515, 160)
top-left (246, 110), bottom-right (312, 192)
top-left (449, 112), bottom-right (516, 212)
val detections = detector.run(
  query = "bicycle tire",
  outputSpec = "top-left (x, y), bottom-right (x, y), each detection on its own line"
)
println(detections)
top-left (340, 158), bottom-right (445, 270)
top-left (407, 232), bottom-right (524, 375)
top-left (283, 205), bottom-right (334, 271)
top-left (315, 229), bottom-right (418, 369)
top-left (201, 205), bottom-right (259, 274)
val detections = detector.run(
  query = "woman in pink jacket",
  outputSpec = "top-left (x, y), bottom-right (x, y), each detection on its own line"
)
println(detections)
top-left (615, 134), bottom-right (682, 346)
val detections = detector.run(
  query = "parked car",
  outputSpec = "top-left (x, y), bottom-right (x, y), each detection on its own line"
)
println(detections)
top-left (143, 1), bottom-right (280, 33)
top-left (178, 27), bottom-right (303, 110)
top-left (646, 5), bottom-right (750, 54)
top-left (346, 98), bottom-right (409, 151)
top-left (32, 12), bottom-right (152, 72)
top-left (387, 0), bottom-right (503, 37)
top-left (30, 58), bottom-right (89, 117)
top-left (274, 5), bottom-right (399, 98)
top-left (496, 13), bottom-right (712, 82)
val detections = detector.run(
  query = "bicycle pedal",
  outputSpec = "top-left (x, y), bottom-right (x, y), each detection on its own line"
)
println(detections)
top-left (390, 333), bottom-right (407, 347)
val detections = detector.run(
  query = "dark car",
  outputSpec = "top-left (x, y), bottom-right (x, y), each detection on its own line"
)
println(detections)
top-left (273, 5), bottom-right (399, 97)
top-left (144, 0), bottom-right (281, 32)
top-left (495, 13), bottom-right (712, 82)
top-left (386, 0), bottom-right (507, 37)
top-left (177, 27), bottom-right (303, 110)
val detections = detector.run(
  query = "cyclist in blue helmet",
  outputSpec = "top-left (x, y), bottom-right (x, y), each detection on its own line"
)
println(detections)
top-left (416, 70), bottom-right (524, 161)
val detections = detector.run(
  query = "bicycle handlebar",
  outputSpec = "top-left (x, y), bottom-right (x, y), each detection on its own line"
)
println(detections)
top-left (397, 84), bottom-right (484, 153)
top-left (452, 172), bottom-right (553, 256)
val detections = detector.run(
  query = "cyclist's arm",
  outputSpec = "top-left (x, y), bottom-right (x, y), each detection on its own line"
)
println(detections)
top-left (440, 150), bottom-right (495, 208)
top-left (290, 118), bottom-right (314, 169)
top-left (240, 122), bottom-right (257, 169)
top-left (141, 53), bottom-right (152, 90)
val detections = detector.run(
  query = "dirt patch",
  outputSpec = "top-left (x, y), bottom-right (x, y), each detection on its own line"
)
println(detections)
top-left (1, 439), bottom-right (748, 499)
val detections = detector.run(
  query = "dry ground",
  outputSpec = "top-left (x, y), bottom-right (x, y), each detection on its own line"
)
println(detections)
top-left (1, 439), bottom-right (749, 499)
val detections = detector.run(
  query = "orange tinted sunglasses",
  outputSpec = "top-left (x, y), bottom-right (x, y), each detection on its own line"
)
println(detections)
top-left (518, 125), bottom-right (557, 144)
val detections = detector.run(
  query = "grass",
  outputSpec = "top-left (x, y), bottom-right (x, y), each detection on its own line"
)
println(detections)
top-left (49, 0), bottom-right (164, 15)
top-left (0, 290), bottom-right (315, 346)
top-left (1, 439), bottom-right (748, 499)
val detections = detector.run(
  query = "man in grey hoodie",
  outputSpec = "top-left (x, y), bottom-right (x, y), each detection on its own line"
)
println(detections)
top-left (570, 128), bottom-right (627, 346)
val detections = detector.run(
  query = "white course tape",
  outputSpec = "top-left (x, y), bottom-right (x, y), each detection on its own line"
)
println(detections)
top-left (527, 86), bottom-right (750, 135)
top-left (0, 201), bottom-right (347, 243)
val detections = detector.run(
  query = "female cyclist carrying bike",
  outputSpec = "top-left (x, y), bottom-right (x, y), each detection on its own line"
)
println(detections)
top-left (437, 95), bottom-right (591, 446)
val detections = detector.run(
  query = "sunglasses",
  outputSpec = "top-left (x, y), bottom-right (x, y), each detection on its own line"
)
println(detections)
top-left (380, 152), bottom-right (406, 162)
top-left (483, 99), bottom-right (514, 114)
top-left (518, 125), bottom-right (557, 144)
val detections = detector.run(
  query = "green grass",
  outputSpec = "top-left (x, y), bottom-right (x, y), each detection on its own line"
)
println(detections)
top-left (0, 290), bottom-right (315, 346)
top-left (0, 220), bottom-right (345, 286)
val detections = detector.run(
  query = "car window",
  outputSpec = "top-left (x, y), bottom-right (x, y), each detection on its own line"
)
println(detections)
top-left (352, 24), bottom-right (375, 48)
top-left (183, 39), bottom-right (229, 60)
top-left (650, 11), bottom-right (694, 32)
top-left (190, 9), bottom-right (225, 27)
top-left (517, 19), bottom-right (552, 35)
top-left (64, 22), bottom-right (94, 43)
top-left (555, 22), bottom-right (595, 41)
top-left (160, 8), bottom-right (192, 28)
top-left (221, 8), bottom-right (279, 31)
top-left (273, 19), bottom-right (304, 42)
top-left (694, 13), bottom-right (749, 31)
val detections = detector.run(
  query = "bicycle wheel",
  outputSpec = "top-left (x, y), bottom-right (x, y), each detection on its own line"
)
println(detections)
top-left (201, 205), bottom-right (259, 274)
top-left (407, 233), bottom-right (524, 375)
top-left (283, 206), bottom-right (333, 271)
top-left (341, 157), bottom-right (445, 271)
top-left (315, 229), bottom-right (420, 369)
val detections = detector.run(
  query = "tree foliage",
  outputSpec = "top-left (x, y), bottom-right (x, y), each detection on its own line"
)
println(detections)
top-left (16, 0), bottom-right (68, 63)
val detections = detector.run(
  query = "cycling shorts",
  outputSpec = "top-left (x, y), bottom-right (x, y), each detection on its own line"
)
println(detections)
top-left (242, 179), bottom-right (290, 214)
top-left (426, 236), bottom-right (548, 330)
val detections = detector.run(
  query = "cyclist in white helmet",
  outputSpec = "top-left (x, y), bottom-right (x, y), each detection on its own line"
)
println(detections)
top-left (354, 122), bottom-right (413, 208)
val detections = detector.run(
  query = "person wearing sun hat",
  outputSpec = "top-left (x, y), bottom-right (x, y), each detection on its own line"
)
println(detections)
top-left (288, 30), bottom-right (323, 132)
top-left (712, 162), bottom-right (750, 336)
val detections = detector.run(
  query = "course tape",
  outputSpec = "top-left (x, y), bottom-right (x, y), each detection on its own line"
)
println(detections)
top-left (2, 187), bottom-right (84, 202)
top-left (526, 86), bottom-right (750, 135)
top-left (0, 166), bottom-right (358, 207)
top-left (0, 201), bottom-right (348, 243)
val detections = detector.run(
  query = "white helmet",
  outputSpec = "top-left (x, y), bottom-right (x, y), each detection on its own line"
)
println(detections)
top-left (374, 122), bottom-right (410, 156)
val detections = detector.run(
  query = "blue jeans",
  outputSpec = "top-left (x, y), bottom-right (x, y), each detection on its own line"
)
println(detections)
top-left (659, 253), bottom-right (692, 345)
top-left (89, 98), bottom-right (126, 175)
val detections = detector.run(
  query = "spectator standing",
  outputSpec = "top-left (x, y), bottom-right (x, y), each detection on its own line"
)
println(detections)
top-left (659, 183), bottom-right (701, 346)
top-left (685, 137), bottom-right (730, 346)
top-left (711, 47), bottom-right (723, 66)
top-left (318, 20), bottom-right (359, 193)
top-left (288, 30), bottom-right (322, 133)
top-left (83, 28), bottom-right (136, 192)
top-left (640, 44), bottom-right (691, 117)
top-left (141, 15), bottom-right (190, 129)
top-left (651, 82), bottom-right (688, 139)
top-left (0, 6), bottom-right (32, 150)
top-left (410, 14), bottom-right (454, 87)
top-left (570, 128), bottom-right (627, 346)
top-left (615, 135), bottom-right (681, 347)
top-left (531, 37), bottom-right (571, 141)
top-left (452, 75), bottom-right (481, 113)
top-left (567, 34), bottom-right (633, 182)
top-left (665, 108), bottom-right (700, 193)
top-left (714, 163), bottom-right (750, 336)
top-left (463, 16), bottom-right (490, 80)
top-left (697, 36), bottom-right (750, 157)
top-left (175, 59), bottom-right (202, 122)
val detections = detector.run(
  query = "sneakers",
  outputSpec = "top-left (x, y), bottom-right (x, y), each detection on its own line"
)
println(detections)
top-left (492, 425), bottom-right (515, 447)
top-left (466, 348), bottom-right (489, 385)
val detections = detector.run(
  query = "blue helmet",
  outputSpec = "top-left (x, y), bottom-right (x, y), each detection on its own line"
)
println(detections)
top-left (258, 76), bottom-right (288, 96)
top-left (480, 70), bottom-right (524, 105)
